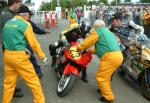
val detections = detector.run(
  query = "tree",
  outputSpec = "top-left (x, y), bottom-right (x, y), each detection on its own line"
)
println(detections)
top-left (110, 0), bottom-right (121, 6)
top-left (99, 0), bottom-right (108, 5)
top-left (40, 0), bottom-right (88, 11)
top-left (75, 0), bottom-right (88, 7)
top-left (0, 0), bottom-right (7, 12)
top-left (25, 0), bottom-right (31, 4)
top-left (140, 0), bottom-right (150, 3)
top-left (124, 0), bottom-right (131, 2)
top-left (40, 0), bottom-right (57, 11)
top-left (110, 0), bottom-right (116, 6)
top-left (87, 0), bottom-right (97, 6)
top-left (60, 0), bottom-right (72, 8)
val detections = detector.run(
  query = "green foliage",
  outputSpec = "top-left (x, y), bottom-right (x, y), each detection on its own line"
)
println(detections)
top-left (40, 0), bottom-right (57, 11)
top-left (0, 0), bottom-right (7, 12)
top-left (124, 0), bottom-right (131, 2)
top-left (110, 0), bottom-right (116, 6)
top-left (40, 0), bottom-right (88, 11)
top-left (75, 0), bottom-right (88, 7)
top-left (25, 0), bottom-right (31, 3)
top-left (140, 0), bottom-right (150, 3)
top-left (110, 0), bottom-right (120, 6)
top-left (87, 1), bottom-right (97, 6)
top-left (60, 0), bottom-right (72, 8)
top-left (99, 0), bottom-right (108, 5)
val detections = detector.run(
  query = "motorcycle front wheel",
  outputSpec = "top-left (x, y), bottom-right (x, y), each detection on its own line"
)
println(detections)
top-left (140, 70), bottom-right (150, 100)
top-left (57, 73), bottom-right (77, 97)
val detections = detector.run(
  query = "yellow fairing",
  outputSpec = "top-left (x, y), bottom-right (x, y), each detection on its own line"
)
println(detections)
top-left (2, 50), bottom-right (45, 103)
top-left (96, 51), bottom-right (123, 101)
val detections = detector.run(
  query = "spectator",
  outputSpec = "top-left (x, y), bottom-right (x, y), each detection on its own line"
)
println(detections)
top-left (142, 8), bottom-right (150, 36)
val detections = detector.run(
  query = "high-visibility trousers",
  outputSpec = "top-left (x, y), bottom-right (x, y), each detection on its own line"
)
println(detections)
top-left (51, 19), bottom-right (56, 28)
top-left (45, 20), bottom-right (50, 30)
top-left (2, 50), bottom-right (45, 103)
top-left (96, 51), bottom-right (123, 101)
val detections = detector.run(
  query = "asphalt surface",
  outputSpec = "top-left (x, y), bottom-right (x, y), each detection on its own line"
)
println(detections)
top-left (0, 19), bottom-right (149, 103)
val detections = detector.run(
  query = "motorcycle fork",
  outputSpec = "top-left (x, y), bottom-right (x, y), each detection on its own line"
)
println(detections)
top-left (59, 74), bottom-right (67, 87)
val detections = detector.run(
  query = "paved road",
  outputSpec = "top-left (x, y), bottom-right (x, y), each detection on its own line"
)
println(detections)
top-left (0, 19), bottom-right (149, 103)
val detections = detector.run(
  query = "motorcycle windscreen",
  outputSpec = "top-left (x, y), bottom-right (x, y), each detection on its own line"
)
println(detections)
top-left (63, 64), bottom-right (79, 76)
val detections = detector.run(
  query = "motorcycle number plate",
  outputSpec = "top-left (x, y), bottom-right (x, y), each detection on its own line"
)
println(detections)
top-left (69, 46), bottom-right (81, 60)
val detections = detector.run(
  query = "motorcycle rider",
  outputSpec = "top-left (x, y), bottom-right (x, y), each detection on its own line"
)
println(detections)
top-left (109, 13), bottom-right (145, 45)
top-left (49, 20), bottom-right (91, 83)
top-left (109, 13), bottom-right (149, 56)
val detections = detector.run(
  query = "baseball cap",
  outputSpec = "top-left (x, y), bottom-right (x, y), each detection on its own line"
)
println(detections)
top-left (17, 5), bottom-right (33, 15)
top-left (111, 13), bottom-right (121, 20)
top-left (8, 0), bottom-right (22, 6)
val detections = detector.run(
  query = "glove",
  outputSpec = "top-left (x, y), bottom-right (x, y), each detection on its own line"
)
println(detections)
top-left (42, 57), bottom-right (48, 66)
top-left (89, 49), bottom-right (96, 54)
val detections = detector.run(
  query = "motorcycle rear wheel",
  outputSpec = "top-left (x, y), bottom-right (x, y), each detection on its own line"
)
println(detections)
top-left (57, 73), bottom-right (77, 97)
top-left (141, 71), bottom-right (150, 100)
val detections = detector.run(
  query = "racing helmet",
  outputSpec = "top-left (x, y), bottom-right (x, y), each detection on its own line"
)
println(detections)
top-left (78, 20), bottom-right (91, 37)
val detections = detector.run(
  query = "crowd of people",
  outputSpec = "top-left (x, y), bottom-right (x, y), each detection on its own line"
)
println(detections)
top-left (90, 5), bottom-right (150, 36)
top-left (64, 5), bottom-right (150, 36)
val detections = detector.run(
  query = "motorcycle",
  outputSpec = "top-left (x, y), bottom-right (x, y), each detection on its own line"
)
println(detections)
top-left (49, 40), bottom-right (92, 97)
top-left (118, 33), bottom-right (150, 100)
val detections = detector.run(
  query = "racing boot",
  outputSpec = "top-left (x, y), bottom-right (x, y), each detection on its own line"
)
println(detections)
top-left (97, 89), bottom-right (101, 94)
top-left (81, 70), bottom-right (89, 83)
top-left (51, 56), bottom-right (56, 67)
top-left (13, 88), bottom-right (24, 97)
top-left (15, 87), bottom-right (21, 92)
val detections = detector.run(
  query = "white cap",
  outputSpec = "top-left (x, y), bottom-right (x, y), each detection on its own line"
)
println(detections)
top-left (94, 20), bottom-right (105, 27)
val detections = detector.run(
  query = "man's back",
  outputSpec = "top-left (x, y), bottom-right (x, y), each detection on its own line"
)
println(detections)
top-left (0, 8), bottom-right (15, 43)
top-left (3, 16), bottom-right (28, 51)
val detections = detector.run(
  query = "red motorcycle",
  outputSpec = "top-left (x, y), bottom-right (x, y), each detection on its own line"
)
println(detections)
top-left (49, 41), bottom-right (92, 97)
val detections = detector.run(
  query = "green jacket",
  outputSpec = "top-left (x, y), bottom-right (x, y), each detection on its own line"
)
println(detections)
top-left (0, 8), bottom-right (16, 43)
top-left (3, 17), bottom-right (28, 50)
top-left (2, 16), bottom-right (45, 60)
top-left (95, 26), bottom-right (120, 58)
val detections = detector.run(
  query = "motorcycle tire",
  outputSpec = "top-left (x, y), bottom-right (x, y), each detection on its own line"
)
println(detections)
top-left (57, 73), bottom-right (77, 97)
top-left (140, 72), bottom-right (150, 100)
